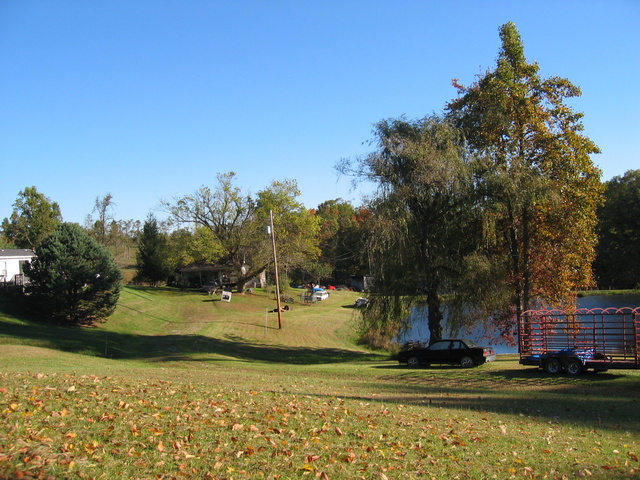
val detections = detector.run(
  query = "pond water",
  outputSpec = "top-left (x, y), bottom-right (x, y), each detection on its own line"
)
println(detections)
top-left (399, 293), bottom-right (640, 354)
top-left (576, 293), bottom-right (640, 310)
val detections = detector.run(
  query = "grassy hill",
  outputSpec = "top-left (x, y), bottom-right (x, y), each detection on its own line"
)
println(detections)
top-left (1, 286), bottom-right (380, 364)
top-left (1, 286), bottom-right (639, 479)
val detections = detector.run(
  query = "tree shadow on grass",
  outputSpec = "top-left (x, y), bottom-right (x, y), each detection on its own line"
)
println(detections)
top-left (359, 363), bottom-right (640, 432)
top-left (0, 303), bottom-right (378, 365)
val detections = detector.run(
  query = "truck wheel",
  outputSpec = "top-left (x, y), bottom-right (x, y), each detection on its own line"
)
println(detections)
top-left (406, 356), bottom-right (420, 368)
top-left (565, 358), bottom-right (583, 375)
top-left (544, 358), bottom-right (562, 374)
top-left (460, 356), bottom-right (475, 368)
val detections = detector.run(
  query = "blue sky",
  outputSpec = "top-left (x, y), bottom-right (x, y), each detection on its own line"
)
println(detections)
top-left (1, 1), bottom-right (638, 224)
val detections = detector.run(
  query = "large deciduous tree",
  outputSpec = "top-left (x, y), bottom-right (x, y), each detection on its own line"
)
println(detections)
top-left (26, 223), bottom-right (122, 324)
top-left (254, 179), bottom-right (320, 289)
top-left (166, 227), bottom-right (225, 274)
top-left (163, 173), bottom-right (320, 292)
top-left (594, 170), bottom-right (640, 289)
top-left (447, 22), bottom-right (602, 332)
top-left (162, 172), bottom-right (257, 290)
top-left (1, 186), bottom-right (62, 248)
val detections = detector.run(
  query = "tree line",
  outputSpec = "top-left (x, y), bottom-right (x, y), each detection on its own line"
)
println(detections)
top-left (1, 23), bottom-right (637, 346)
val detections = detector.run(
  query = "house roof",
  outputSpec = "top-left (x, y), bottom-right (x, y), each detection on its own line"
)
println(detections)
top-left (0, 249), bottom-right (35, 259)
top-left (178, 263), bottom-right (232, 273)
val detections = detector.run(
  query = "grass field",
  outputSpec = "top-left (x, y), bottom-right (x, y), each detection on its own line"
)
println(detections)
top-left (1, 286), bottom-right (639, 479)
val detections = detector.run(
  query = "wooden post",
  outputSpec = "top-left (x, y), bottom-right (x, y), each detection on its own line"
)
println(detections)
top-left (270, 210), bottom-right (283, 329)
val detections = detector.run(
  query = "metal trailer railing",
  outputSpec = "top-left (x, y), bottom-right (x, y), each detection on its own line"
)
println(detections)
top-left (519, 307), bottom-right (640, 369)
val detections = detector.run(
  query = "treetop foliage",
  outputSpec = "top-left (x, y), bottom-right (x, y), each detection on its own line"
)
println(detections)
top-left (1, 186), bottom-right (62, 249)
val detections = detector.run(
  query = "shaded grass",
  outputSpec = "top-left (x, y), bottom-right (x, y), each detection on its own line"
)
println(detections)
top-left (0, 286), bottom-right (380, 364)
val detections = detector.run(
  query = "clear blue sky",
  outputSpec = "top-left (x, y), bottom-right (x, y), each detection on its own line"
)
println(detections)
top-left (2, 1), bottom-right (638, 224)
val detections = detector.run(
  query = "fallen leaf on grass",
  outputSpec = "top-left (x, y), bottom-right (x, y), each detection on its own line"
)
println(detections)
top-left (342, 451), bottom-right (356, 463)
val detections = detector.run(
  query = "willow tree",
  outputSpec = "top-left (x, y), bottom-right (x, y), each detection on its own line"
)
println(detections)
top-left (447, 22), bottom-right (602, 331)
top-left (346, 115), bottom-right (477, 345)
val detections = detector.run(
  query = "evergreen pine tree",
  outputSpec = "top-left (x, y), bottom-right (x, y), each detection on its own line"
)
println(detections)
top-left (136, 215), bottom-right (170, 286)
top-left (26, 223), bottom-right (122, 324)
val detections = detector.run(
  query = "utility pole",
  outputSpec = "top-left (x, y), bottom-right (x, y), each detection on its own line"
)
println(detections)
top-left (269, 210), bottom-right (283, 329)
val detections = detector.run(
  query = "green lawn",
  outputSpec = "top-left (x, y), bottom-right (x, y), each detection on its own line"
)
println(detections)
top-left (1, 286), bottom-right (639, 479)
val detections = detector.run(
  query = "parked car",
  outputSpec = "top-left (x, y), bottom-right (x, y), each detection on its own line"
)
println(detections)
top-left (311, 287), bottom-right (329, 302)
top-left (398, 339), bottom-right (496, 368)
top-left (312, 288), bottom-right (329, 301)
top-left (354, 297), bottom-right (369, 308)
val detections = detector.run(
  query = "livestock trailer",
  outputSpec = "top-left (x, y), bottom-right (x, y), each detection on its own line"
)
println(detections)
top-left (519, 307), bottom-right (640, 374)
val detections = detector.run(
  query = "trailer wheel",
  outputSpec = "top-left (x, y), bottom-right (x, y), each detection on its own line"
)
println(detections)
top-left (565, 358), bottom-right (583, 376)
top-left (544, 358), bottom-right (562, 374)
top-left (406, 356), bottom-right (420, 368)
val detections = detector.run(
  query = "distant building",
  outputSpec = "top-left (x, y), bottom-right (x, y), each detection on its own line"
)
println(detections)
top-left (178, 263), bottom-right (266, 290)
top-left (179, 263), bottom-right (236, 287)
top-left (0, 249), bottom-right (34, 287)
top-left (350, 275), bottom-right (373, 293)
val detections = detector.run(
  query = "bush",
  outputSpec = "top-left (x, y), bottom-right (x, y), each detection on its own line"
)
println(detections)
top-left (26, 223), bottom-right (122, 324)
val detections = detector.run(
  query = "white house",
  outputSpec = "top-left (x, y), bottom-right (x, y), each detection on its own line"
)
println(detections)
top-left (0, 249), bottom-right (34, 286)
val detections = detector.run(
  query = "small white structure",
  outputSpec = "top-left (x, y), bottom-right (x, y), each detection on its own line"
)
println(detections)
top-left (0, 249), bottom-right (34, 286)
top-left (312, 288), bottom-right (329, 301)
